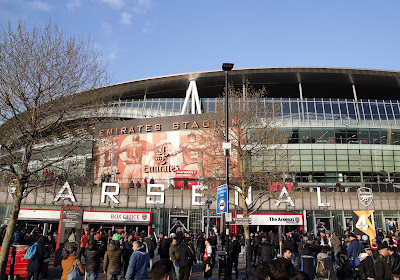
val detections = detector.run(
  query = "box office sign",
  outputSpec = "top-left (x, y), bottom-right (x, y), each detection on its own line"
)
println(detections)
top-left (83, 210), bottom-right (151, 224)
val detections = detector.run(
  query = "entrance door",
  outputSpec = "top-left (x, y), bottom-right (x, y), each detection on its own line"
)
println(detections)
top-left (315, 217), bottom-right (332, 234)
top-left (203, 216), bottom-right (221, 235)
top-left (169, 216), bottom-right (189, 235)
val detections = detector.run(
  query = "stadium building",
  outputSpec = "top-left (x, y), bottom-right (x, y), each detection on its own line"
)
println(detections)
top-left (1, 66), bottom-right (400, 237)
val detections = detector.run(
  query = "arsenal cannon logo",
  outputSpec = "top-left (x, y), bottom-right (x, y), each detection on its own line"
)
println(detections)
top-left (357, 187), bottom-right (373, 207)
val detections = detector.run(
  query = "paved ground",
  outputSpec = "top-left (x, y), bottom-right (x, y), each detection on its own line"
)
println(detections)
top-left (46, 253), bottom-right (248, 280)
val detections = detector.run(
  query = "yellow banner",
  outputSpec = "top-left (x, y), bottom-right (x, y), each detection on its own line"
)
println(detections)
top-left (353, 210), bottom-right (375, 245)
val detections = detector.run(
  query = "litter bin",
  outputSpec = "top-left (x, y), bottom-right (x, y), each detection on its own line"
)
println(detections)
top-left (216, 251), bottom-right (231, 280)
top-left (301, 255), bottom-right (315, 279)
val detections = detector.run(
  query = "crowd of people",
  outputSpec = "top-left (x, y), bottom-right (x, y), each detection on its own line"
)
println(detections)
top-left (4, 223), bottom-right (400, 280)
top-left (239, 228), bottom-right (400, 280)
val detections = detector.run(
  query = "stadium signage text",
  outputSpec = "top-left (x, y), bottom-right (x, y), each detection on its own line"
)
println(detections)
top-left (97, 114), bottom-right (239, 137)
top-left (53, 182), bottom-right (336, 209)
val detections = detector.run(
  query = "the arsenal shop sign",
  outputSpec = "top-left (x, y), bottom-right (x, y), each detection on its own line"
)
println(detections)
top-left (237, 214), bottom-right (303, 226)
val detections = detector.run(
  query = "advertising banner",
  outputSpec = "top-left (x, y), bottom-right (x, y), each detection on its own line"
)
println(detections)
top-left (352, 210), bottom-right (375, 244)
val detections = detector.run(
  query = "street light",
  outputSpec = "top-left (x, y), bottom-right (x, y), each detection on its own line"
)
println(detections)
top-left (222, 62), bottom-right (233, 280)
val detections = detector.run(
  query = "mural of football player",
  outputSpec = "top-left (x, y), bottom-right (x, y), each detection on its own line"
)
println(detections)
top-left (94, 137), bottom-right (119, 185)
top-left (176, 132), bottom-right (207, 170)
top-left (119, 134), bottom-right (149, 185)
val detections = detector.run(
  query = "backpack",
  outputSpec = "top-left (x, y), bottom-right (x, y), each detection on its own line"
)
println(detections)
top-left (24, 242), bottom-right (38, 260)
top-left (67, 259), bottom-right (83, 280)
top-left (316, 259), bottom-right (329, 278)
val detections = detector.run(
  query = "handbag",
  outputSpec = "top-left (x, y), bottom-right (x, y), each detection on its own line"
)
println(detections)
top-left (67, 259), bottom-right (83, 280)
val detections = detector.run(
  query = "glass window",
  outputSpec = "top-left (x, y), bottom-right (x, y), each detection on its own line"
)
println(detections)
top-left (386, 103), bottom-right (395, 119)
top-left (313, 155), bottom-right (325, 160)
top-left (347, 102), bottom-right (357, 119)
top-left (301, 155), bottom-right (313, 160)
top-left (363, 102), bottom-right (372, 120)
top-left (325, 155), bottom-right (336, 160)
top-left (324, 101), bottom-right (332, 120)
top-left (377, 102), bottom-right (386, 119)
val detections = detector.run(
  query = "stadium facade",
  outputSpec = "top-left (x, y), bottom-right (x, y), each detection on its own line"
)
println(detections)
top-left (1, 66), bottom-right (400, 237)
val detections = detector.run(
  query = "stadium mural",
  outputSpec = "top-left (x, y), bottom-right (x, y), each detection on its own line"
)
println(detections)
top-left (93, 115), bottom-right (239, 188)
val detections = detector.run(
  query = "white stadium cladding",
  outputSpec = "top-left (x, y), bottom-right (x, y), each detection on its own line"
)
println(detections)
top-left (3, 66), bottom-right (400, 235)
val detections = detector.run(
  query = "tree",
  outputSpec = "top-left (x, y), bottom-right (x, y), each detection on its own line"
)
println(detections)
top-left (0, 19), bottom-right (110, 277)
top-left (199, 82), bottom-right (293, 275)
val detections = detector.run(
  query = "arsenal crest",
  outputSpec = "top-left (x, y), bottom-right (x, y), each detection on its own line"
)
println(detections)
top-left (357, 187), bottom-right (373, 207)
top-left (142, 214), bottom-right (147, 220)
top-left (154, 145), bottom-right (168, 165)
top-left (295, 217), bottom-right (300, 223)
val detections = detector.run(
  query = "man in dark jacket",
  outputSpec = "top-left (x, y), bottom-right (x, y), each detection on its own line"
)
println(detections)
top-left (123, 235), bottom-right (134, 276)
top-left (253, 233), bottom-right (262, 265)
top-left (178, 238), bottom-right (196, 280)
top-left (375, 243), bottom-right (393, 280)
top-left (356, 249), bottom-right (376, 280)
top-left (347, 233), bottom-right (362, 273)
top-left (103, 240), bottom-right (123, 280)
top-left (144, 235), bottom-right (156, 269)
top-left (229, 235), bottom-right (241, 279)
top-left (259, 235), bottom-right (275, 266)
top-left (26, 236), bottom-right (50, 280)
top-left (388, 246), bottom-right (400, 279)
top-left (85, 239), bottom-right (101, 280)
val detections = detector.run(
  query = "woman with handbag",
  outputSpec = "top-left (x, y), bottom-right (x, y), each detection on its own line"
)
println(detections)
top-left (61, 246), bottom-right (84, 280)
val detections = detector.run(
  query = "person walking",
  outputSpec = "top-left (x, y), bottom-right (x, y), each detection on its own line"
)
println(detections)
top-left (329, 231), bottom-right (342, 267)
top-left (84, 239), bottom-right (101, 280)
top-left (103, 240), bottom-right (123, 280)
top-left (229, 235), bottom-right (241, 279)
top-left (388, 246), bottom-right (400, 280)
top-left (144, 234), bottom-right (157, 269)
top-left (356, 247), bottom-right (375, 280)
top-left (375, 243), bottom-right (393, 280)
top-left (26, 236), bottom-right (50, 280)
top-left (316, 246), bottom-right (338, 280)
top-left (60, 246), bottom-right (84, 280)
top-left (169, 238), bottom-right (180, 280)
top-left (203, 238), bottom-right (213, 280)
top-left (123, 235), bottom-right (134, 276)
top-left (259, 235), bottom-right (275, 266)
top-left (178, 238), bottom-right (196, 280)
top-left (125, 241), bottom-right (150, 280)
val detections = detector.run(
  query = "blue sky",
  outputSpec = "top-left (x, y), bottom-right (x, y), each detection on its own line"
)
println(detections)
top-left (1, 0), bottom-right (400, 84)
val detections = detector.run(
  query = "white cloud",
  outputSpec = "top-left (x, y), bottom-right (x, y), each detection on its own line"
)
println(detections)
top-left (102, 22), bottom-right (113, 35)
top-left (120, 12), bottom-right (132, 25)
top-left (101, 0), bottom-right (125, 9)
top-left (67, 0), bottom-right (82, 11)
top-left (30, 1), bottom-right (51, 11)
top-left (133, 0), bottom-right (151, 14)
top-left (108, 51), bottom-right (117, 60)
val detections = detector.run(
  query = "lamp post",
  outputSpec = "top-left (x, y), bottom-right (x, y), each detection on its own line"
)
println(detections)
top-left (222, 62), bottom-right (233, 279)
